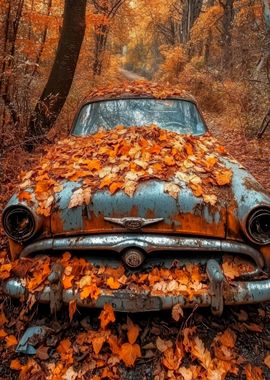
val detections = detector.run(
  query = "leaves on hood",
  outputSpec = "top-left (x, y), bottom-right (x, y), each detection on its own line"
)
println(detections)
top-left (19, 124), bottom-right (232, 217)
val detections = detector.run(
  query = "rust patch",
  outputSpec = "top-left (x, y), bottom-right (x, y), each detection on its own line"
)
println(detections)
top-left (260, 245), bottom-right (270, 269)
top-left (226, 201), bottom-right (241, 239)
top-left (8, 239), bottom-right (23, 261)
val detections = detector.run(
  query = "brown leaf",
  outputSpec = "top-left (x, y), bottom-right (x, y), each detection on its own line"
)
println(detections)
top-left (36, 346), bottom-right (50, 361)
top-left (171, 303), bottom-right (184, 322)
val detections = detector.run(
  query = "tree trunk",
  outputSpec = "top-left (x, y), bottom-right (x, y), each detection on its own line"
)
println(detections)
top-left (0, 0), bottom-right (24, 127)
top-left (262, 0), bottom-right (270, 32)
top-left (91, 0), bottom-right (126, 77)
top-left (92, 24), bottom-right (109, 77)
top-left (258, 108), bottom-right (270, 138)
top-left (220, 0), bottom-right (234, 70)
top-left (181, 0), bottom-right (203, 43)
top-left (25, 0), bottom-right (87, 151)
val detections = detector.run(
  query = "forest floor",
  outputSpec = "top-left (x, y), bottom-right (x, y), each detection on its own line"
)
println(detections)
top-left (0, 109), bottom-right (270, 379)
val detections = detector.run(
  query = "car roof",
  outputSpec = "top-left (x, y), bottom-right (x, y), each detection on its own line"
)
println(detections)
top-left (81, 81), bottom-right (197, 106)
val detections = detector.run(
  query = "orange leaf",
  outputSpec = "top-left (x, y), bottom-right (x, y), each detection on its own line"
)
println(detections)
top-left (80, 284), bottom-right (100, 300)
top-left (217, 328), bottom-right (236, 348)
top-left (215, 169), bottom-right (232, 186)
top-left (245, 363), bottom-right (265, 380)
top-left (0, 263), bottom-right (12, 280)
top-left (5, 335), bottom-right (18, 347)
top-left (162, 347), bottom-right (181, 370)
top-left (99, 304), bottom-right (116, 329)
top-left (10, 359), bottom-right (22, 370)
top-left (0, 329), bottom-right (7, 338)
top-left (185, 143), bottom-right (193, 156)
top-left (106, 277), bottom-right (121, 289)
top-left (18, 191), bottom-right (33, 202)
top-left (190, 183), bottom-right (203, 197)
top-left (164, 156), bottom-right (175, 166)
top-left (108, 335), bottom-right (120, 354)
top-left (68, 300), bottom-right (76, 322)
top-left (118, 343), bottom-right (141, 367)
top-left (57, 338), bottom-right (72, 354)
top-left (86, 159), bottom-right (101, 171)
top-left (127, 317), bottom-right (140, 344)
top-left (92, 335), bottom-right (106, 355)
top-left (62, 274), bottom-right (74, 289)
top-left (109, 182), bottom-right (124, 194)
top-left (264, 354), bottom-right (270, 369)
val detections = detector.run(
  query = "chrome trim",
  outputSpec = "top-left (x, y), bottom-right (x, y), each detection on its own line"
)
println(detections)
top-left (104, 217), bottom-right (164, 230)
top-left (20, 234), bottom-right (265, 269)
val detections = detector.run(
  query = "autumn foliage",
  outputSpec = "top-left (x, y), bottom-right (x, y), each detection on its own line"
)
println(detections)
top-left (18, 122), bottom-right (232, 217)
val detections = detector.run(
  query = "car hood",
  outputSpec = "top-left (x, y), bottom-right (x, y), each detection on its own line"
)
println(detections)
top-left (50, 177), bottom-right (228, 237)
top-left (6, 138), bottom-right (270, 241)
top-left (47, 157), bottom-right (270, 242)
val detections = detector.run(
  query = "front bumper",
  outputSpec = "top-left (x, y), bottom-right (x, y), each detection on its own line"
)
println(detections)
top-left (3, 260), bottom-right (270, 315)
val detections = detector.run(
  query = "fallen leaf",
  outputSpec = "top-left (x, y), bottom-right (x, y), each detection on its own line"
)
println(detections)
top-left (127, 317), bottom-right (140, 344)
top-left (118, 342), bottom-right (141, 367)
top-left (99, 304), bottom-right (116, 329)
top-left (69, 300), bottom-right (77, 322)
top-left (156, 336), bottom-right (173, 353)
top-left (171, 303), bottom-right (184, 322)
top-left (5, 335), bottom-right (18, 347)
top-left (10, 359), bottom-right (22, 370)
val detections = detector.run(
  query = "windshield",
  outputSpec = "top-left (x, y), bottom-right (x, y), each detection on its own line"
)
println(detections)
top-left (72, 98), bottom-right (206, 136)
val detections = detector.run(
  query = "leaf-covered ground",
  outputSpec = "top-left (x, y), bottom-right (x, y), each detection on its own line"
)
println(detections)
top-left (1, 295), bottom-right (270, 380)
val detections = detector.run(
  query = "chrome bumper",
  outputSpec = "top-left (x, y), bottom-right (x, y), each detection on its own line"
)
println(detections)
top-left (3, 260), bottom-right (270, 315)
top-left (20, 235), bottom-right (265, 269)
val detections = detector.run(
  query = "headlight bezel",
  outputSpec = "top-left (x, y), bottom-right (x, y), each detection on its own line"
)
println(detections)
top-left (245, 206), bottom-right (270, 245)
top-left (2, 205), bottom-right (38, 242)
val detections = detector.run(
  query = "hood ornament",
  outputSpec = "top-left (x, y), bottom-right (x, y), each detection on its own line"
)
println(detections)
top-left (104, 217), bottom-right (164, 231)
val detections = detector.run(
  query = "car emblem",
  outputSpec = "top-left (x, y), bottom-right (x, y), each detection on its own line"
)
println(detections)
top-left (104, 217), bottom-right (164, 231)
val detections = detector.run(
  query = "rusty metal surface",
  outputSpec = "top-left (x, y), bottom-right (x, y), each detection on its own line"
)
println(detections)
top-left (3, 275), bottom-right (270, 313)
top-left (50, 179), bottom-right (227, 238)
top-left (207, 260), bottom-right (225, 316)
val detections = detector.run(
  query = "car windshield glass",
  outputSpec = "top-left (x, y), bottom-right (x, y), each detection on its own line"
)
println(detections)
top-left (72, 98), bottom-right (206, 136)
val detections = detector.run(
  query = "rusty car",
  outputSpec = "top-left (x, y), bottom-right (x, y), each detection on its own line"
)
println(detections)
top-left (2, 83), bottom-right (270, 316)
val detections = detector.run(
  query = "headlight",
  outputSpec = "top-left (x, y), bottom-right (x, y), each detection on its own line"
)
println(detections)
top-left (2, 206), bottom-right (38, 242)
top-left (246, 207), bottom-right (270, 245)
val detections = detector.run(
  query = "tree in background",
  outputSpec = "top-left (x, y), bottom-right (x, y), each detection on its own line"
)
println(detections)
top-left (25, 0), bottom-right (87, 151)
top-left (91, 0), bottom-right (127, 77)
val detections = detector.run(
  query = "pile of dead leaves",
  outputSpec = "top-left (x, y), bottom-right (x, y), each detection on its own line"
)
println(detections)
top-left (0, 250), bottom-right (255, 307)
top-left (84, 80), bottom-right (194, 102)
top-left (1, 300), bottom-right (269, 380)
top-left (18, 124), bottom-right (232, 217)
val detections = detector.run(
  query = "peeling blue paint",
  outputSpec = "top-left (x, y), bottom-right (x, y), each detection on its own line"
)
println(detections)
top-left (223, 158), bottom-right (270, 220)
top-left (55, 181), bottom-right (83, 231)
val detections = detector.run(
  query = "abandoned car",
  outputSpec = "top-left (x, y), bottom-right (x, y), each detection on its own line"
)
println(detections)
top-left (2, 83), bottom-right (270, 316)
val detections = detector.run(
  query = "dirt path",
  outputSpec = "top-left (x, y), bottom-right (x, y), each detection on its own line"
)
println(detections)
top-left (119, 68), bottom-right (145, 81)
